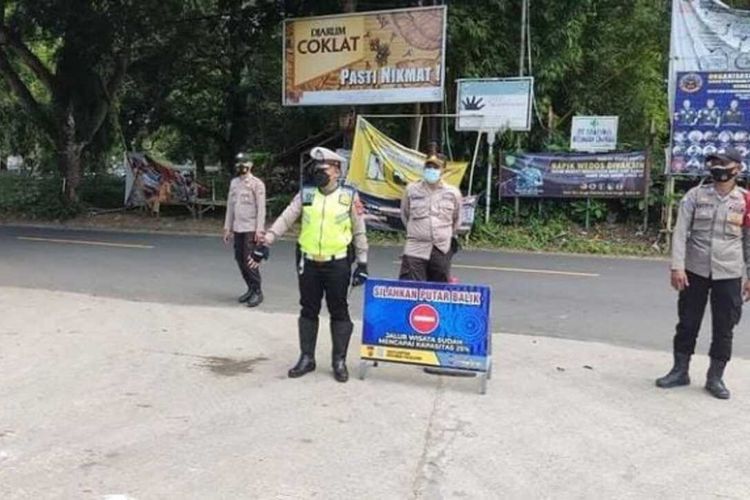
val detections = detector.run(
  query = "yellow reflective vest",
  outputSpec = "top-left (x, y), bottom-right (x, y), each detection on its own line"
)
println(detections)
top-left (298, 186), bottom-right (354, 256)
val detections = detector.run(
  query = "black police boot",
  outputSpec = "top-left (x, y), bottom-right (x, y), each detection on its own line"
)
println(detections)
top-left (331, 320), bottom-right (353, 383)
top-left (655, 352), bottom-right (691, 388)
top-left (238, 289), bottom-right (253, 303)
top-left (246, 289), bottom-right (264, 308)
top-left (288, 317), bottom-right (318, 378)
top-left (705, 358), bottom-right (730, 400)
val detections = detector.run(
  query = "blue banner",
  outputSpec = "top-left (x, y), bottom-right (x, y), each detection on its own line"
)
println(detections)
top-left (671, 72), bottom-right (750, 175)
top-left (361, 278), bottom-right (491, 372)
top-left (499, 151), bottom-right (647, 198)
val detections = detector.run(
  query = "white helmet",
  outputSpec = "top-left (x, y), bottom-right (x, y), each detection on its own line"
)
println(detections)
top-left (310, 146), bottom-right (345, 167)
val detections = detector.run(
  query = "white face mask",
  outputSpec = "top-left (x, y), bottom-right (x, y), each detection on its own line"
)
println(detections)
top-left (423, 167), bottom-right (441, 184)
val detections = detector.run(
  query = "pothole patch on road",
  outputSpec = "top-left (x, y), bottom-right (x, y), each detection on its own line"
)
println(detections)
top-left (197, 356), bottom-right (269, 377)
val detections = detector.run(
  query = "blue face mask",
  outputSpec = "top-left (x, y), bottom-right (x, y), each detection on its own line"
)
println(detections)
top-left (423, 167), bottom-right (441, 184)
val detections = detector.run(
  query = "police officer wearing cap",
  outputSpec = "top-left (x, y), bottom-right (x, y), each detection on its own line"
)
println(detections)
top-left (657, 147), bottom-right (750, 399)
top-left (249, 146), bottom-right (369, 382)
top-left (224, 153), bottom-right (266, 307)
top-left (399, 154), bottom-right (462, 282)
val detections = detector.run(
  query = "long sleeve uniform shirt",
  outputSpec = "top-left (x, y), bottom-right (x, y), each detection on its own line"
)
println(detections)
top-left (672, 184), bottom-right (750, 280)
top-left (400, 180), bottom-right (462, 260)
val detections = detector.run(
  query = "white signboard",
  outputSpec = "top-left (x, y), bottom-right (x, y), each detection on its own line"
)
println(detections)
top-left (570, 116), bottom-right (619, 152)
top-left (455, 77), bottom-right (533, 132)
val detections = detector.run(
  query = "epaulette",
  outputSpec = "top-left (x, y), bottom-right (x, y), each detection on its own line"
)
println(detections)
top-left (339, 184), bottom-right (356, 196)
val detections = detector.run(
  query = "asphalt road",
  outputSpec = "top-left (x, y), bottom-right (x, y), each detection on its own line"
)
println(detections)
top-left (2, 224), bottom-right (749, 357)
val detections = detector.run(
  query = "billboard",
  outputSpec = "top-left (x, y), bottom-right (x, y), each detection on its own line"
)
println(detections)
top-left (283, 6), bottom-right (446, 106)
top-left (668, 1), bottom-right (750, 113)
top-left (499, 151), bottom-right (647, 198)
top-left (347, 117), bottom-right (476, 232)
top-left (570, 116), bottom-right (618, 152)
top-left (361, 279), bottom-right (491, 373)
top-left (125, 153), bottom-right (207, 208)
top-left (455, 78), bottom-right (533, 132)
top-left (670, 72), bottom-right (750, 175)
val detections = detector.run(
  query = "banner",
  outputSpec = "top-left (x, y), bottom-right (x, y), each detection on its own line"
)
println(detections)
top-left (669, 1), bottom-right (750, 113)
top-left (670, 72), bottom-right (750, 175)
top-left (125, 153), bottom-right (207, 208)
top-left (499, 151), bottom-right (647, 198)
top-left (347, 117), bottom-right (475, 231)
top-left (361, 279), bottom-right (491, 372)
top-left (455, 78), bottom-right (533, 132)
top-left (570, 116), bottom-right (618, 152)
top-left (283, 6), bottom-right (446, 106)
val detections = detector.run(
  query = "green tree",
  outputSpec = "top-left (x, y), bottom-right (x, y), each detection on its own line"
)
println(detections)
top-left (0, 0), bottom-right (187, 202)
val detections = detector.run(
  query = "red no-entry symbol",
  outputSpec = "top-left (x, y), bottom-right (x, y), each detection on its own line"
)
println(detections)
top-left (409, 304), bottom-right (440, 335)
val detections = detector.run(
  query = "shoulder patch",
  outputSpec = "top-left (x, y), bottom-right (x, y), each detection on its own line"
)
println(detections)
top-left (302, 187), bottom-right (316, 205)
top-left (338, 185), bottom-right (356, 207)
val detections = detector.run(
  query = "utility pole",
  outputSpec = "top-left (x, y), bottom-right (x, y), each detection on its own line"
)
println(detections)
top-left (512, 0), bottom-right (529, 220)
top-left (519, 0), bottom-right (528, 77)
top-left (340, 0), bottom-right (357, 148)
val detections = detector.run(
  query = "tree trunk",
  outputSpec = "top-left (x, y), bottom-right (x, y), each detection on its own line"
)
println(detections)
top-left (194, 149), bottom-right (206, 179)
top-left (57, 107), bottom-right (84, 203)
top-left (59, 141), bottom-right (83, 203)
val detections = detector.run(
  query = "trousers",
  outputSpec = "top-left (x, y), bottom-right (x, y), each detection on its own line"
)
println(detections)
top-left (674, 271), bottom-right (742, 362)
top-left (298, 253), bottom-right (352, 323)
top-left (233, 232), bottom-right (261, 291)
top-left (399, 246), bottom-right (452, 283)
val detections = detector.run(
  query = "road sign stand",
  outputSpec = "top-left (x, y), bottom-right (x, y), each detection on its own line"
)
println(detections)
top-left (359, 356), bottom-right (493, 395)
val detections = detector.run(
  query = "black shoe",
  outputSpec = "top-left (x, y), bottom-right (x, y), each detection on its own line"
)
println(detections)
top-left (656, 352), bottom-right (691, 388)
top-left (288, 354), bottom-right (316, 378)
top-left (246, 291), bottom-right (264, 308)
top-left (705, 358), bottom-right (730, 400)
top-left (238, 289), bottom-right (253, 303)
top-left (333, 359), bottom-right (349, 383)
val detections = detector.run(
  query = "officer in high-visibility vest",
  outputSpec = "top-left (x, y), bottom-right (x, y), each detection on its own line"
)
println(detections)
top-left (249, 147), bottom-right (369, 382)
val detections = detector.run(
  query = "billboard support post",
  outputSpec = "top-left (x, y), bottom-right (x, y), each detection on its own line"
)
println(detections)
top-left (468, 130), bottom-right (483, 196)
top-left (485, 131), bottom-right (495, 224)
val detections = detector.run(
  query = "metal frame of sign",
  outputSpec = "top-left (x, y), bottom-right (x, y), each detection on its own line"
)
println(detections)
top-left (282, 5), bottom-right (447, 106)
top-left (455, 77), bottom-right (534, 132)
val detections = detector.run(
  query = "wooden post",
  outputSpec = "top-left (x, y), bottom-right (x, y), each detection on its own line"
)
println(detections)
top-left (585, 197), bottom-right (591, 231)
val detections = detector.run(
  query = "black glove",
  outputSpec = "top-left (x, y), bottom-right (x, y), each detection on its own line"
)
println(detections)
top-left (250, 245), bottom-right (269, 263)
top-left (450, 237), bottom-right (461, 255)
top-left (351, 263), bottom-right (369, 287)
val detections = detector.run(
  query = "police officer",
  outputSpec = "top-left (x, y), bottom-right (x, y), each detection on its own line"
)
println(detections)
top-left (657, 148), bottom-right (750, 399)
top-left (698, 99), bottom-right (721, 127)
top-left (399, 155), bottom-right (462, 282)
top-left (223, 153), bottom-right (266, 307)
top-left (675, 99), bottom-right (698, 126)
top-left (249, 147), bottom-right (369, 382)
top-left (723, 99), bottom-right (744, 126)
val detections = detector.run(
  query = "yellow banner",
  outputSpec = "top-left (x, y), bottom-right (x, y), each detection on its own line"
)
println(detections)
top-left (283, 6), bottom-right (446, 106)
top-left (347, 117), bottom-right (467, 200)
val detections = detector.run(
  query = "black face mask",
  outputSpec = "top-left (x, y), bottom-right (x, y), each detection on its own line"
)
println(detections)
top-left (313, 170), bottom-right (330, 188)
top-left (710, 167), bottom-right (737, 183)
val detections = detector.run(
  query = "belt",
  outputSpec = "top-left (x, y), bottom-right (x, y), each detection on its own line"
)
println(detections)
top-left (304, 252), bottom-right (348, 262)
